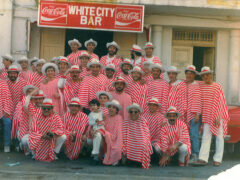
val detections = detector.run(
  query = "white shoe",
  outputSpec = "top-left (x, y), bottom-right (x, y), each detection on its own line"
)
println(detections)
top-left (4, 146), bottom-right (10, 153)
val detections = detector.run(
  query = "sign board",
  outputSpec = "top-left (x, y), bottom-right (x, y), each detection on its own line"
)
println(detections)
top-left (38, 0), bottom-right (144, 32)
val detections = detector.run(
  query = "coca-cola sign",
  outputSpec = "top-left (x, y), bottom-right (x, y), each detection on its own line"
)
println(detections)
top-left (38, 1), bottom-right (144, 32)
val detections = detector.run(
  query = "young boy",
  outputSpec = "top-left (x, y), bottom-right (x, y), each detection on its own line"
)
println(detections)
top-left (88, 99), bottom-right (105, 164)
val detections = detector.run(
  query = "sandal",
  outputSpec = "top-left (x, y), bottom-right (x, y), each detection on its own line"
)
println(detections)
top-left (213, 161), bottom-right (221, 166)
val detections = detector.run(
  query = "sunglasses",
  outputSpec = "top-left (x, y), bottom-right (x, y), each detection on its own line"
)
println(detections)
top-left (42, 107), bottom-right (52, 111)
top-left (129, 110), bottom-right (139, 114)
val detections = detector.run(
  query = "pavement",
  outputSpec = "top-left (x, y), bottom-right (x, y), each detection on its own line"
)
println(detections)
top-left (0, 151), bottom-right (239, 180)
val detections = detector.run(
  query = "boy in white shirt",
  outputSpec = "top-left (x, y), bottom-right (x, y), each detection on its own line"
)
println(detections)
top-left (88, 99), bottom-right (105, 164)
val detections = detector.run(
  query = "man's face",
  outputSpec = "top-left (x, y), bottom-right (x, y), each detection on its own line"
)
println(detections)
top-left (185, 71), bottom-right (196, 82)
top-left (168, 72), bottom-right (178, 82)
top-left (35, 98), bottom-right (44, 107)
top-left (143, 64), bottom-right (151, 74)
top-left (105, 69), bottom-right (115, 79)
top-left (108, 46), bottom-right (117, 56)
top-left (69, 105), bottom-right (81, 115)
top-left (70, 42), bottom-right (80, 52)
top-left (8, 71), bottom-right (18, 82)
top-left (108, 105), bottom-right (117, 116)
top-left (148, 103), bottom-right (159, 113)
top-left (145, 47), bottom-right (153, 57)
top-left (90, 64), bottom-right (100, 76)
top-left (80, 57), bottom-right (89, 66)
top-left (129, 108), bottom-right (140, 121)
top-left (99, 95), bottom-right (109, 106)
top-left (70, 70), bottom-right (80, 80)
top-left (3, 59), bottom-right (12, 68)
top-left (86, 43), bottom-right (95, 52)
top-left (19, 61), bottom-right (28, 71)
top-left (167, 113), bottom-right (178, 125)
top-left (36, 63), bottom-right (44, 73)
top-left (46, 67), bottom-right (55, 78)
top-left (122, 64), bottom-right (132, 75)
top-left (115, 82), bottom-right (125, 92)
top-left (58, 62), bottom-right (68, 73)
top-left (132, 71), bottom-right (142, 81)
top-left (152, 68), bottom-right (161, 79)
top-left (201, 73), bottom-right (213, 84)
top-left (42, 106), bottom-right (53, 117)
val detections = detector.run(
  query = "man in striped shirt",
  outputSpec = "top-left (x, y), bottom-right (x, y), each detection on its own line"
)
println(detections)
top-left (130, 44), bottom-right (143, 66)
top-left (159, 106), bottom-right (191, 167)
top-left (67, 39), bottom-right (84, 66)
top-left (0, 74), bottom-right (12, 152)
top-left (142, 42), bottom-right (162, 65)
top-left (122, 103), bottom-right (152, 169)
top-left (119, 58), bottom-right (133, 83)
top-left (183, 65), bottom-right (202, 163)
top-left (84, 38), bottom-right (99, 60)
top-left (29, 98), bottom-right (66, 161)
top-left (196, 67), bottom-right (229, 166)
top-left (147, 63), bottom-right (169, 113)
top-left (1, 54), bottom-right (15, 79)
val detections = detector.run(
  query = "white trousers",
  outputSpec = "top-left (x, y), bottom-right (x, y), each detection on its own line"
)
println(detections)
top-left (178, 144), bottom-right (188, 163)
top-left (92, 132), bottom-right (102, 155)
top-left (199, 121), bottom-right (224, 163)
top-left (21, 134), bottom-right (29, 148)
top-left (54, 135), bottom-right (67, 154)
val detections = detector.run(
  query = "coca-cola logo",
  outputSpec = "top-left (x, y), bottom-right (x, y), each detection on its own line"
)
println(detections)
top-left (116, 12), bottom-right (140, 21)
top-left (42, 7), bottom-right (66, 17)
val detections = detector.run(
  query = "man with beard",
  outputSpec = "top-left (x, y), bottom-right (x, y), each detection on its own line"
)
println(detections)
top-left (0, 54), bottom-right (15, 79)
top-left (104, 64), bottom-right (117, 91)
top-left (78, 59), bottom-right (108, 109)
top-left (159, 106), bottom-right (191, 167)
top-left (100, 41), bottom-right (122, 73)
top-left (110, 76), bottom-right (132, 120)
top-left (27, 59), bottom-right (47, 88)
top-left (84, 39), bottom-right (99, 60)
top-left (147, 63), bottom-right (169, 113)
top-left (125, 66), bottom-right (150, 111)
top-left (6, 65), bottom-right (27, 119)
top-left (119, 58), bottom-right (133, 83)
top-left (130, 44), bottom-right (143, 66)
top-left (67, 39), bottom-right (84, 66)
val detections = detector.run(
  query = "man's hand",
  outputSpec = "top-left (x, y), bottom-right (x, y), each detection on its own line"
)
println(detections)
top-left (194, 114), bottom-right (200, 123)
top-left (214, 119), bottom-right (220, 127)
top-left (159, 154), bottom-right (168, 167)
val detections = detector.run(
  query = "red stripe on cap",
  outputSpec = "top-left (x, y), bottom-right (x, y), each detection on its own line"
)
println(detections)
top-left (70, 101), bottom-right (80, 105)
top-left (9, 68), bottom-right (18, 71)
top-left (131, 48), bottom-right (141, 52)
top-left (188, 67), bottom-right (195, 70)
top-left (42, 102), bottom-right (53, 106)
top-left (202, 69), bottom-right (209, 72)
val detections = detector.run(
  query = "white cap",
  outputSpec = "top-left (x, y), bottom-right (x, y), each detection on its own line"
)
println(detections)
top-left (87, 58), bottom-right (103, 69)
top-left (127, 103), bottom-right (143, 113)
top-left (68, 39), bottom-right (81, 47)
top-left (42, 63), bottom-right (59, 76)
top-left (106, 41), bottom-right (120, 49)
top-left (105, 100), bottom-right (122, 110)
top-left (85, 38), bottom-right (97, 47)
top-left (150, 63), bottom-right (165, 73)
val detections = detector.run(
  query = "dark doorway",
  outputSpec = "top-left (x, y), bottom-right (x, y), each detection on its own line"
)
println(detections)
top-left (64, 29), bottom-right (113, 58)
top-left (193, 46), bottom-right (215, 79)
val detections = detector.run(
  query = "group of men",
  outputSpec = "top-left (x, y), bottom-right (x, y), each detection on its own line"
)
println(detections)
top-left (0, 38), bottom-right (229, 169)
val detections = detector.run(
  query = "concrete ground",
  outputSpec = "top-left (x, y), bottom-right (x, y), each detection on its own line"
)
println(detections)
top-left (0, 151), bottom-right (239, 180)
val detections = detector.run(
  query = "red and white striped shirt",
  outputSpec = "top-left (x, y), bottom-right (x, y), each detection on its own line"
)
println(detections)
top-left (100, 55), bottom-right (122, 73)
top-left (142, 55), bottom-right (162, 65)
top-left (78, 74), bottom-right (108, 108)
top-left (0, 79), bottom-right (12, 118)
top-left (29, 112), bottom-right (64, 162)
top-left (118, 73), bottom-right (133, 84)
top-left (182, 80), bottom-right (202, 124)
top-left (142, 74), bottom-right (153, 84)
top-left (100, 106), bottom-right (108, 115)
top-left (79, 67), bottom-right (91, 79)
top-left (7, 77), bottom-right (27, 117)
top-left (142, 110), bottom-right (167, 149)
top-left (67, 50), bottom-right (85, 66)
top-left (168, 80), bottom-right (187, 122)
top-left (27, 72), bottom-right (46, 88)
top-left (19, 70), bottom-right (34, 81)
top-left (125, 80), bottom-right (150, 111)
top-left (88, 52), bottom-right (99, 61)
top-left (199, 82), bottom-right (229, 137)
top-left (147, 79), bottom-right (169, 113)
top-left (0, 68), bottom-right (8, 80)
top-left (63, 111), bottom-right (89, 160)
top-left (160, 120), bottom-right (191, 156)
top-left (122, 116), bottom-right (153, 169)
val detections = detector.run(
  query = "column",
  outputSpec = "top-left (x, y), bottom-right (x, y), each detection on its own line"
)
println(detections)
top-left (228, 30), bottom-right (240, 105)
top-left (151, 25), bottom-right (163, 59)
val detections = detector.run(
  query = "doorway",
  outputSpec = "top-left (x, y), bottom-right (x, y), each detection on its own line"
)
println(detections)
top-left (64, 29), bottom-right (113, 58)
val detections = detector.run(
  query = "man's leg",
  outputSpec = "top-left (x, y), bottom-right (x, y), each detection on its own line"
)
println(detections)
top-left (198, 123), bottom-right (212, 162)
top-left (2, 117), bottom-right (12, 152)
top-left (55, 135), bottom-right (67, 153)
top-left (178, 144), bottom-right (188, 163)
top-left (190, 118), bottom-right (200, 156)
top-left (213, 120), bottom-right (224, 163)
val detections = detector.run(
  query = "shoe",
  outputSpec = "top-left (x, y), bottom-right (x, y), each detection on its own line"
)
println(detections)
top-left (213, 161), bottom-right (221, 166)
top-left (179, 162), bottom-right (185, 167)
top-left (54, 153), bottom-right (59, 160)
top-left (192, 159), bottom-right (208, 166)
top-left (188, 154), bottom-right (198, 164)
top-left (4, 146), bottom-right (10, 153)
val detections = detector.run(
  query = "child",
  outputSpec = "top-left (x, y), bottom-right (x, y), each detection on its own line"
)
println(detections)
top-left (88, 99), bottom-right (105, 164)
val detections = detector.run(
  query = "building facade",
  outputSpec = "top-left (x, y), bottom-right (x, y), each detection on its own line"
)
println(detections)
top-left (1, 0), bottom-right (240, 105)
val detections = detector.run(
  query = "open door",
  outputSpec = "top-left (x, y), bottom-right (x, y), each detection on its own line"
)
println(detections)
top-left (171, 46), bottom-right (193, 79)
top-left (40, 28), bottom-right (66, 60)
top-left (203, 47), bottom-right (215, 71)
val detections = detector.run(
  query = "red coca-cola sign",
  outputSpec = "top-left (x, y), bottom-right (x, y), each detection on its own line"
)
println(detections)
top-left (38, 1), bottom-right (144, 32)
